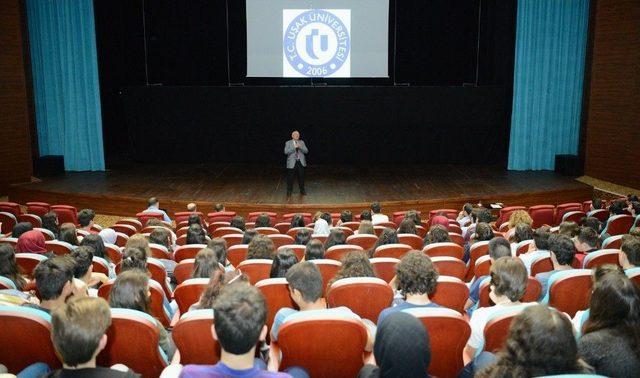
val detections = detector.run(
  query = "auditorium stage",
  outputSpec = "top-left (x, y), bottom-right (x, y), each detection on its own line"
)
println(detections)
top-left (7, 163), bottom-right (593, 217)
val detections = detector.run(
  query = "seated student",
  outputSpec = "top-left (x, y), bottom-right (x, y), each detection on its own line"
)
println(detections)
top-left (356, 220), bottom-right (375, 235)
top-left (59, 223), bottom-right (80, 247)
top-left (271, 262), bottom-right (374, 351)
top-left (270, 249), bottom-right (298, 278)
top-left (578, 266), bottom-right (640, 377)
top-left (254, 213), bottom-right (272, 228)
top-left (242, 229), bottom-right (258, 245)
top-left (109, 270), bottom-right (175, 359)
top-left (46, 297), bottom-right (139, 377)
top-left (186, 224), bottom-right (207, 245)
top-left (464, 257), bottom-right (533, 366)
top-left (11, 222), bottom-right (33, 238)
top-left (143, 197), bottom-right (171, 223)
top-left (504, 211), bottom-right (533, 241)
top-left (23, 256), bottom-right (78, 314)
top-left (0, 244), bottom-right (28, 290)
top-left (535, 234), bottom-right (576, 298)
top-left (16, 229), bottom-right (49, 255)
top-left (304, 239), bottom-right (325, 261)
top-left (80, 234), bottom-right (108, 263)
top-left (327, 251), bottom-right (376, 289)
top-left (423, 225), bottom-right (451, 247)
top-left (189, 270), bottom-right (248, 311)
top-left (404, 210), bottom-right (422, 226)
top-left (208, 238), bottom-right (232, 271)
top-left (149, 227), bottom-right (174, 255)
top-left (429, 215), bottom-right (449, 231)
top-left (465, 238), bottom-right (513, 312)
top-left (229, 216), bottom-right (246, 232)
top-left (336, 210), bottom-right (353, 226)
top-left (186, 202), bottom-right (197, 212)
top-left (358, 312), bottom-right (430, 378)
top-left (464, 209), bottom-right (492, 242)
top-left (574, 227), bottom-right (599, 261)
top-left (580, 216), bottom-right (603, 237)
top-left (289, 214), bottom-right (306, 229)
top-left (559, 221), bottom-right (579, 238)
top-left (213, 203), bottom-right (225, 213)
top-left (99, 228), bottom-right (118, 247)
top-left (510, 223), bottom-right (532, 253)
top-left (371, 203), bottom-right (389, 225)
top-left (589, 198), bottom-right (604, 213)
top-left (619, 238), bottom-right (640, 270)
top-left (629, 201), bottom-right (640, 217)
top-left (247, 235), bottom-right (275, 260)
top-left (370, 229), bottom-right (398, 257)
top-left (378, 251), bottom-right (440, 323)
top-left (294, 228), bottom-right (311, 245)
top-left (397, 219), bottom-right (417, 235)
top-left (475, 305), bottom-right (593, 377)
top-left (360, 210), bottom-right (373, 222)
top-left (191, 248), bottom-right (220, 279)
top-left (463, 222), bottom-right (494, 262)
top-left (518, 227), bottom-right (552, 274)
top-left (42, 211), bottom-right (60, 239)
top-left (77, 209), bottom-right (97, 233)
top-left (324, 229), bottom-right (347, 249)
top-left (312, 212), bottom-right (332, 236)
top-left (457, 203), bottom-right (474, 227)
top-left (178, 284), bottom-right (298, 378)
top-left (71, 246), bottom-right (108, 297)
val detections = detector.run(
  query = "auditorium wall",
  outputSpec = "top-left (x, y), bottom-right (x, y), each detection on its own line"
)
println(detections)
top-left (583, 0), bottom-right (640, 189)
top-left (0, 0), bottom-right (33, 194)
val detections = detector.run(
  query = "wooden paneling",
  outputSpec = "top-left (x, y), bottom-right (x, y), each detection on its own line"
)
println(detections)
top-left (0, 0), bottom-right (33, 194)
top-left (584, 0), bottom-right (640, 189)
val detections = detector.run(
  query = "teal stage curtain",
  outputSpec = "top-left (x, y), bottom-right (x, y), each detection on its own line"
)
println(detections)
top-left (508, 0), bottom-right (590, 170)
top-left (26, 0), bottom-right (105, 171)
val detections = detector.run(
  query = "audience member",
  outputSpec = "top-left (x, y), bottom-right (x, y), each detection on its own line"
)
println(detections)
top-left (11, 222), bottom-right (33, 238)
top-left (535, 234), bottom-right (576, 298)
top-left (559, 221), bottom-right (579, 238)
top-left (304, 239), bottom-right (325, 261)
top-left (371, 229), bottom-right (399, 257)
top-left (125, 234), bottom-right (152, 257)
top-left (338, 210), bottom-right (353, 225)
top-left (0, 244), bottom-right (27, 290)
top-left (357, 220), bottom-right (375, 235)
top-left (80, 234), bottom-right (108, 262)
top-left (360, 210), bottom-right (372, 222)
top-left (505, 210), bottom-right (533, 240)
top-left (620, 238), bottom-right (640, 271)
top-left (242, 229), bottom-right (258, 245)
top-left (457, 203), bottom-right (474, 226)
top-left (519, 226), bottom-right (551, 273)
top-left (143, 197), bottom-right (171, 223)
top-left (312, 216), bottom-right (330, 236)
top-left (404, 210), bottom-right (422, 226)
top-left (99, 228), bottom-right (117, 246)
top-left (397, 219), bottom-right (417, 235)
top-left (213, 203), bottom-right (225, 212)
top-left (465, 237), bottom-right (513, 312)
top-left (294, 228), bottom-right (311, 245)
top-left (186, 224), bottom-right (207, 245)
top-left (371, 202), bottom-right (389, 225)
top-left (207, 238), bottom-right (230, 271)
top-left (121, 247), bottom-right (148, 272)
top-left (464, 209), bottom-right (492, 242)
top-left (77, 209), bottom-right (97, 232)
top-left (189, 270), bottom-right (248, 311)
top-left (255, 213), bottom-right (271, 228)
top-left (16, 230), bottom-right (48, 254)
top-left (609, 199), bottom-right (627, 216)
top-left (149, 227), bottom-right (173, 254)
top-left (59, 223), bottom-right (80, 246)
top-left (580, 216), bottom-right (603, 235)
top-left (463, 222), bottom-right (494, 262)
top-left (71, 246), bottom-right (108, 297)
top-left (270, 249), bottom-right (298, 278)
top-left (574, 227), bottom-right (599, 255)
top-left (230, 216), bottom-right (246, 232)
top-left (327, 251), bottom-right (375, 288)
top-left (23, 256), bottom-right (77, 314)
top-left (247, 235), bottom-right (275, 260)
top-left (186, 202), bottom-right (197, 212)
top-left (429, 215), bottom-right (449, 231)
top-left (192, 248), bottom-right (220, 279)
top-left (187, 214), bottom-right (203, 228)
top-left (41, 211), bottom-right (60, 239)
top-left (289, 214), bottom-right (306, 228)
top-left (590, 198), bottom-right (604, 212)
top-left (324, 229), bottom-right (347, 249)
top-left (424, 225), bottom-right (451, 246)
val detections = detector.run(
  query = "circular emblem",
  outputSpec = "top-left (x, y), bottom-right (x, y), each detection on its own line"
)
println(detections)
top-left (284, 9), bottom-right (350, 77)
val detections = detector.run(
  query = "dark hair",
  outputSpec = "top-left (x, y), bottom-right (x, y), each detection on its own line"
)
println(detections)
top-left (149, 228), bottom-right (172, 252)
top-left (371, 202), bottom-right (382, 214)
top-left (0, 244), bottom-right (27, 290)
top-left (214, 203), bottom-right (224, 212)
top-left (255, 214), bottom-right (271, 227)
top-left (532, 226), bottom-right (551, 250)
top-left (548, 234), bottom-right (576, 265)
top-left (186, 224), bottom-right (207, 245)
top-left (320, 212), bottom-right (332, 225)
top-left (213, 283), bottom-right (267, 354)
top-left (490, 257), bottom-right (527, 301)
top-left (192, 248), bottom-right (220, 279)
top-left (247, 235), bottom-right (274, 260)
top-left (109, 270), bottom-right (150, 314)
top-left (59, 223), bottom-right (79, 246)
top-left (71, 246), bottom-right (94, 279)
top-left (11, 222), bottom-right (33, 238)
top-left (631, 201), bottom-right (640, 216)
top-left (41, 211), bottom-right (60, 239)
top-left (242, 229), bottom-right (258, 245)
top-left (477, 305), bottom-right (586, 378)
top-left (404, 210), bottom-right (422, 226)
top-left (580, 216), bottom-right (602, 234)
top-left (475, 222), bottom-right (495, 242)
top-left (147, 197), bottom-right (159, 207)
top-left (609, 200), bottom-right (627, 215)
top-left (577, 227), bottom-right (598, 249)
top-left (592, 198), bottom-right (603, 210)
top-left (77, 209), bottom-right (95, 228)
top-left (195, 270), bottom-right (249, 310)
top-left (559, 221), bottom-right (579, 237)
top-left (270, 249), bottom-right (298, 278)
top-left (294, 228), bottom-right (311, 245)
top-left (121, 247), bottom-right (148, 272)
top-left (360, 210), bottom-right (372, 221)
top-left (629, 194), bottom-right (640, 202)
top-left (396, 251), bottom-right (438, 296)
top-left (230, 216), bottom-right (246, 231)
top-left (463, 203), bottom-right (474, 215)
top-left (328, 251), bottom-right (375, 287)
top-left (340, 210), bottom-right (353, 223)
top-left (289, 214), bottom-right (306, 228)
top-left (304, 239), bottom-right (325, 260)
top-left (34, 256), bottom-right (74, 301)
top-left (425, 225), bottom-right (451, 245)
top-left (475, 209), bottom-right (492, 224)
top-left (514, 223), bottom-right (533, 243)
top-left (324, 229), bottom-right (347, 249)
top-left (622, 239), bottom-right (640, 267)
top-left (207, 238), bottom-right (228, 263)
top-left (285, 262), bottom-right (323, 302)
top-left (187, 214), bottom-right (202, 227)
top-left (397, 219), bottom-right (417, 235)
top-left (488, 237), bottom-right (512, 260)
top-left (372, 228), bottom-right (399, 256)
top-left (80, 234), bottom-right (106, 260)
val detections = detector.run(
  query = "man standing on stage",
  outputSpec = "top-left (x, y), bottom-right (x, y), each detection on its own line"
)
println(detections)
top-left (284, 130), bottom-right (308, 196)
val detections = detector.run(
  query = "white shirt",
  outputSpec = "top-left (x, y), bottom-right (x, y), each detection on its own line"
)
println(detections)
top-left (371, 213), bottom-right (389, 225)
top-left (467, 302), bottom-right (535, 350)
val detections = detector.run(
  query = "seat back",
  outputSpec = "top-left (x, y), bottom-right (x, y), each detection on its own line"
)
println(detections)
top-left (115, 218), bottom-right (143, 232)
top-left (104, 243), bottom-right (122, 265)
top-left (274, 222), bottom-right (291, 234)
top-left (340, 221), bottom-right (361, 231)
top-left (207, 221), bottom-right (231, 234)
top-left (562, 211), bottom-right (587, 224)
top-left (547, 270), bottom-right (593, 317)
top-left (256, 277), bottom-right (297, 334)
top-left (327, 277), bottom-right (393, 323)
top-left (430, 276), bottom-right (469, 313)
top-left (110, 224), bottom-right (137, 237)
top-left (0, 212), bottom-right (17, 234)
top-left (15, 253), bottom-right (47, 278)
top-left (404, 307), bottom-right (470, 378)
top-left (528, 205), bottom-right (555, 228)
top-left (0, 202), bottom-right (21, 217)
top-left (603, 215), bottom-right (635, 236)
top-left (285, 226), bottom-right (314, 238)
top-left (0, 275), bottom-right (17, 290)
top-left (0, 237), bottom-right (18, 247)
top-left (432, 256), bottom-right (466, 280)
top-left (173, 310), bottom-right (220, 365)
top-left (51, 205), bottom-right (78, 225)
top-left (174, 278), bottom-right (209, 314)
top-left (114, 232), bottom-right (129, 247)
top-left (248, 211), bottom-right (278, 224)
top-left (174, 212), bottom-right (205, 226)
top-left (227, 244), bottom-right (249, 267)
top-left (397, 233), bottom-right (423, 250)
top-left (99, 279), bottom-right (171, 328)
top-left (582, 249), bottom-right (620, 269)
top-left (92, 256), bottom-right (110, 276)
top-left (588, 209), bottom-right (610, 223)
top-left (310, 259), bottom-right (342, 296)
top-left (325, 245), bottom-right (364, 262)
top-left (207, 211), bottom-right (236, 224)
top-left (483, 311), bottom-right (521, 353)
top-left (474, 255), bottom-right (492, 279)
top-left (45, 240), bottom-right (74, 256)
top-left (221, 233), bottom-right (244, 247)
top-left (466, 241), bottom-right (490, 281)
top-left (268, 234), bottom-right (295, 249)
top-left (448, 232), bottom-right (464, 246)
top-left (370, 257), bottom-right (399, 283)
top-left (174, 259), bottom-right (196, 284)
top-left (174, 244), bottom-right (208, 262)
top-left (283, 213), bottom-right (313, 225)
top-left (601, 235), bottom-right (624, 250)
top-left (0, 306), bottom-right (61, 373)
top-left (372, 243), bottom-right (411, 259)
top-left (515, 240), bottom-right (534, 256)
top-left (17, 214), bottom-right (42, 228)
top-left (276, 317), bottom-right (368, 378)
top-left (136, 212), bottom-right (165, 227)
top-left (148, 258), bottom-right (173, 300)
top-left (277, 244), bottom-right (306, 261)
top-left (33, 227), bottom-right (55, 241)
top-left (626, 268), bottom-right (640, 288)
top-left (149, 243), bottom-right (171, 260)
top-left (530, 255), bottom-right (553, 276)
top-left (423, 242), bottom-right (464, 259)
top-left (429, 209), bottom-right (458, 223)
top-left (255, 227), bottom-right (280, 235)
top-left (555, 203), bottom-right (583, 225)
top-left (97, 308), bottom-right (167, 378)
top-left (236, 259), bottom-right (273, 285)
top-left (346, 234), bottom-right (378, 250)
top-left (26, 202), bottom-right (50, 218)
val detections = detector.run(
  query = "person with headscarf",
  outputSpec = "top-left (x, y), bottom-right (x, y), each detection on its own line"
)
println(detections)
top-left (99, 228), bottom-right (117, 245)
top-left (16, 230), bottom-right (48, 255)
top-left (358, 312), bottom-right (430, 378)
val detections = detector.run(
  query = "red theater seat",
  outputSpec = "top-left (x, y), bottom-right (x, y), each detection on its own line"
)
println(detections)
top-left (172, 310), bottom-right (221, 365)
top-left (555, 203), bottom-right (583, 225)
top-left (347, 234), bottom-right (378, 250)
top-left (286, 226), bottom-right (314, 238)
top-left (149, 243), bottom-right (171, 260)
top-left (327, 277), bottom-right (393, 323)
top-left (423, 242), bottom-right (464, 260)
top-left (277, 244), bottom-right (305, 261)
top-left (430, 276), bottom-right (469, 314)
top-left (237, 259), bottom-right (272, 285)
top-left (397, 233), bottom-right (423, 250)
top-left (466, 241), bottom-right (490, 281)
top-left (0, 212), bottom-right (17, 234)
top-left (373, 243), bottom-right (412, 259)
top-left (0, 202), bottom-right (22, 217)
top-left (174, 278), bottom-right (209, 314)
top-left (256, 277), bottom-right (297, 334)
top-left (431, 256), bottom-right (466, 280)
top-left (207, 211), bottom-right (236, 224)
top-left (248, 211), bottom-right (278, 224)
top-left (174, 244), bottom-right (208, 262)
top-left (496, 206), bottom-right (526, 227)
top-left (546, 270), bottom-right (593, 317)
top-left (268, 234), bottom-right (295, 249)
top-left (221, 233), bottom-right (244, 247)
top-left (174, 211), bottom-right (205, 225)
top-left (325, 244), bottom-right (364, 261)
top-left (115, 218), bottom-right (143, 232)
top-left (310, 259), bottom-right (342, 296)
top-left (104, 244), bottom-right (122, 265)
top-left (98, 279), bottom-right (171, 328)
top-left (256, 227), bottom-right (280, 235)
top-left (370, 257), bottom-right (399, 283)
top-left (582, 249), bottom-right (621, 269)
top-left (478, 277), bottom-right (542, 307)
top-left (17, 214), bottom-right (42, 228)
top-left (15, 253), bottom-right (47, 279)
top-left (136, 212), bottom-right (164, 227)
top-left (26, 202), bottom-right (51, 218)
top-left (528, 205), bottom-right (555, 228)
top-left (227, 244), bottom-right (249, 267)
top-left (283, 212), bottom-right (312, 225)
top-left (51, 205), bottom-right (78, 225)
top-left (562, 211), bottom-right (586, 223)
top-left (602, 215), bottom-right (635, 236)
top-left (601, 235), bottom-right (624, 249)
top-left (174, 259), bottom-right (195, 284)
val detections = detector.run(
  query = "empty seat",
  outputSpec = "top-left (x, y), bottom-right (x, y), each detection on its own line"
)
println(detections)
top-left (430, 276), bottom-right (469, 314)
top-left (431, 256), bottom-right (466, 281)
top-left (174, 244), bottom-right (208, 262)
top-left (327, 277), bottom-right (393, 323)
top-left (601, 234), bottom-right (624, 249)
top-left (256, 277), bottom-right (297, 334)
top-left (372, 243), bottom-right (411, 259)
top-left (268, 234), bottom-right (295, 249)
top-left (423, 242), bottom-right (464, 260)
top-left (325, 245), bottom-right (364, 262)
top-left (554, 203), bottom-right (583, 225)
top-left (346, 234), bottom-right (378, 250)
top-left (207, 221), bottom-right (231, 235)
top-left (0, 212), bottom-right (17, 234)
top-left (236, 259), bottom-right (273, 285)
top-left (26, 202), bottom-right (51, 218)
top-left (172, 309), bottom-right (220, 365)
top-left (397, 233), bottom-right (423, 250)
top-left (542, 269), bottom-right (593, 317)
top-left (528, 205), bottom-right (555, 228)
top-left (51, 205), bottom-right (78, 225)
top-left (115, 218), bottom-right (143, 232)
top-left (370, 257), bottom-right (399, 283)
top-left (582, 249), bottom-right (621, 269)
top-left (174, 259), bottom-right (196, 284)
top-left (174, 278), bottom-right (209, 314)
top-left (0, 202), bottom-right (22, 217)
top-left (274, 222), bottom-right (291, 234)
top-left (602, 214), bottom-right (635, 236)
top-left (207, 211), bottom-right (236, 224)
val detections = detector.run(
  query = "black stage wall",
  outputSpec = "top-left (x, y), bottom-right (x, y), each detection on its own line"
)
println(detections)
top-left (94, 0), bottom-right (517, 166)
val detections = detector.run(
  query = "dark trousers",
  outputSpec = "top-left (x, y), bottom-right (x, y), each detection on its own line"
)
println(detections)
top-left (287, 161), bottom-right (305, 194)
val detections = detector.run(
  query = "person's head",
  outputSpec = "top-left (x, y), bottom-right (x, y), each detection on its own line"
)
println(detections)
top-left (591, 198), bottom-right (603, 210)
top-left (630, 227), bottom-right (640, 239)
top-left (212, 283), bottom-right (267, 356)
top-left (255, 214), bottom-right (271, 228)
top-left (462, 203), bottom-right (474, 216)
top-left (77, 209), bottom-right (95, 229)
top-left (629, 201), bottom-right (640, 217)
top-left (488, 237), bottom-right (512, 261)
top-left (214, 203), bottom-right (225, 212)
top-left (477, 305), bottom-right (584, 378)
top-left (196, 270), bottom-right (248, 310)
top-left (513, 223), bottom-right (533, 243)
top-left (17, 230), bottom-right (47, 254)
top-left (242, 229), bottom-right (258, 245)
top-left (71, 246), bottom-right (94, 281)
top-left (80, 234), bottom-right (106, 260)
top-left (42, 211), bottom-right (59, 234)
top-left (291, 130), bottom-right (300, 140)
top-left (285, 262), bottom-right (323, 305)
top-left (246, 235), bottom-right (275, 260)
top-left (620, 238), bottom-right (640, 269)
top-left (474, 222), bottom-right (495, 242)
top-left (149, 227), bottom-right (172, 250)
top-left (0, 244), bottom-right (26, 290)
top-left (289, 214), bottom-right (306, 228)
top-left (508, 210), bottom-right (533, 229)
top-left (51, 297), bottom-right (111, 367)
top-left (489, 257), bottom-right (527, 303)
top-left (396, 251), bottom-right (438, 297)
top-left (609, 199), bottom-right (626, 215)
top-left (187, 214), bottom-right (202, 227)
top-left (397, 219), bottom-right (417, 235)
top-left (532, 226), bottom-right (551, 251)
top-left (109, 270), bottom-right (150, 313)
top-left (187, 202), bottom-right (197, 212)
top-left (125, 234), bottom-right (151, 258)
top-left (340, 210), bottom-right (353, 223)
top-left (425, 225), bottom-right (451, 245)
top-left (548, 234), bottom-right (576, 267)
top-left (374, 228), bottom-right (399, 252)
top-left (360, 210), bottom-right (372, 221)
top-left (294, 228), bottom-right (311, 245)
top-left (320, 212), bottom-right (332, 225)
top-left (475, 209), bottom-right (492, 224)
top-left (331, 251), bottom-right (375, 285)
top-left (147, 197), bottom-right (159, 208)
top-left (304, 239), bottom-right (325, 261)
top-left (11, 222), bottom-right (33, 238)
top-left (324, 229), bottom-right (347, 249)
top-left (371, 202), bottom-right (382, 214)
top-left (270, 249), bottom-right (298, 278)
top-left (430, 216), bottom-right (449, 230)
top-left (404, 210), bottom-right (422, 226)
top-left (357, 220), bottom-right (374, 235)
top-left (121, 246), bottom-right (148, 272)
top-left (186, 224), bottom-right (207, 245)
top-left (207, 238), bottom-right (228, 265)
top-left (145, 218), bottom-right (164, 228)
top-left (575, 227), bottom-right (599, 252)
top-left (580, 216), bottom-right (602, 234)
top-left (34, 256), bottom-right (75, 303)
top-left (629, 194), bottom-right (639, 203)
top-left (193, 248), bottom-right (221, 279)
top-left (230, 216), bottom-right (246, 231)
top-left (374, 312), bottom-right (431, 378)
top-left (59, 223), bottom-right (79, 246)
top-left (98, 228), bottom-right (117, 245)
top-left (558, 221), bottom-right (579, 237)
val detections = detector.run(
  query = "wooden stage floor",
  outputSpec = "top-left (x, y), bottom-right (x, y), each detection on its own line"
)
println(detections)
top-left (8, 163), bottom-right (594, 217)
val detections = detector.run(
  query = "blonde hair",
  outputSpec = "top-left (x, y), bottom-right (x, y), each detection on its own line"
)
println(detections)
top-left (125, 234), bottom-right (151, 258)
top-left (508, 210), bottom-right (533, 229)
top-left (357, 220), bottom-right (374, 235)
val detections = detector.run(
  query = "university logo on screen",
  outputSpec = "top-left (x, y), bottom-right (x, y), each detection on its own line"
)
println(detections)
top-left (283, 9), bottom-right (351, 78)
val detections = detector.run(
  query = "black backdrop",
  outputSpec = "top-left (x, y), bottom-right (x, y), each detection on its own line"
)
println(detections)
top-left (94, 0), bottom-right (517, 165)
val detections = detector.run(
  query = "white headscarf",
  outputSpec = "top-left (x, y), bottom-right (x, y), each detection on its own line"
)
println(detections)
top-left (99, 228), bottom-right (117, 245)
top-left (313, 218), bottom-right (331, 236)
